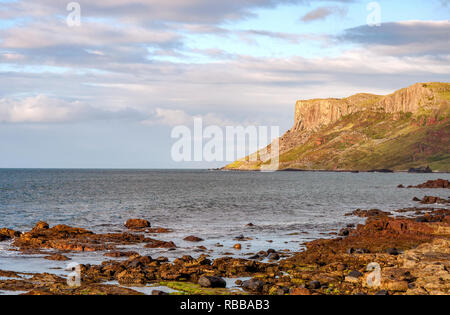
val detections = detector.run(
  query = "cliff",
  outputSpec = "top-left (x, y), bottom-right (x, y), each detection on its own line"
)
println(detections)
top-left (224, 82), bottom-right (450, 172)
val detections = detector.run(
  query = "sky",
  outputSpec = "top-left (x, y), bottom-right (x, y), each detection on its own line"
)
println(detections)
top-left (0, 0), bottom-right (449, 168)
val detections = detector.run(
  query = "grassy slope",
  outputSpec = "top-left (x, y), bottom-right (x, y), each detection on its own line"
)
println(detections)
top-left (225, 83), bottom-right (450, 172)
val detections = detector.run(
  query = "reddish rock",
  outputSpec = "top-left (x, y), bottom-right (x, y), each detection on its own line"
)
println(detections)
top-left (234, 244), bottom-right (242, 250)
top-left (345, 209), bottom-right (392, 218)
top-left (44, 254), bottom-right (70, 261)
top-left (184, 236), bottom-right (204, 242)
top-left (32, 221), bottom-right (49, 232)
top-left (144, 239), bottom-right (176, 249)
top-left (104, 251), bottom-right (139, 258)
top-left (408, 179), bottom-right (449, 189)
top-left (418, 196), bottom-right (449, 204)
top-left (0, 228), bottom-right (20, 239)
top-left (124, 219), bottom-right (150, 229)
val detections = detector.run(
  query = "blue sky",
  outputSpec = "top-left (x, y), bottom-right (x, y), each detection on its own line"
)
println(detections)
top-left (0, 0), bottom-right (449, 168)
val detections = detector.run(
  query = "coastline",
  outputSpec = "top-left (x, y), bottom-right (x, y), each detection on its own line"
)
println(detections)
top-left (0, 179), bottom-right (448, 295)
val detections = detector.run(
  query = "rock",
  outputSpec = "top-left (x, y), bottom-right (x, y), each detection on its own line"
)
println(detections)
top-left (0, 228), bottom-right (20, 240)
top-left (290, 288), bottom-right (311, 295)
top-left (381, 280), bottom-right (409, 292)
top-left (246, 223), bottom-right (254, 227)
top-left (347, 248), bottom-right (370, 254)
top-left (242, 279), bottom-right (264, 293)
top-left (198, 276), bottom-right (226, 288)
top-left (152, 290), bottom-right (169, 295)
top-left (397, 184), bottom-right (405, 188)
top-left (276, 287), bottom-right (290, 295)
top-left (234, 244), bottom-right (242, 250)
top-left (124, 219), bottom-right (150, 229)
top-left (156, 256), bottom-right (169, 262)
top-left (144, 239), bottom-right (176, 249)
top-left (412, 197), bottom-right (421, 202)
top-left (32, 221), bottom-right (49, 231)
top-left (408, 166), bottom-right (432, 173)
top-left (104, 251), bottom-right (139, 258)
top-left (345, 209), bottom-right (391, 218)
top-left (419, 196), bottom-right (449, 204)
top-left (346, 270), bottom-right (363, 283)
top-left (338, 228), bottom-right (351, 236)
top-left (268, 253), bottom-right (280, 260)
top-left (375, 290), bottom-right (389, 296)
top-left (184, 235), bottom-right (204, 242)
top-left (117, 269), bottom-right (147, 285)
top-left (408, 179), bottom-right (449, 189)
top-left (308, 280), bottom-right (321, 289)
top-left (44, 254), bottom-right (70, 261)
top-left (386, 248), bottom-right (400, 256)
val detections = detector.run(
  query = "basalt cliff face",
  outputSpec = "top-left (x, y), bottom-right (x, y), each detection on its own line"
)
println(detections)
top-left (225, 82), bottom-right (450, 172)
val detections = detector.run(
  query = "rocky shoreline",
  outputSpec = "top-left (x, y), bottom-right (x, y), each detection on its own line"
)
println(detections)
top-left (0, 179), bottom-right (449, 296)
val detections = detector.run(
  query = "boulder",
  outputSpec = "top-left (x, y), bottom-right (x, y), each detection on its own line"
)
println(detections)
top-left (125, 219), bottom-right (150, 229)
top-left (184, 235), bottom-right (204, 242)
top-left (242, 279), bottom-right (264, 293)
top-left (198, 276), bottom-right (226, 288)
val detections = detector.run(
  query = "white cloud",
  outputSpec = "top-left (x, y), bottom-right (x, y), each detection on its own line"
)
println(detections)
top-left (0, 95), bottom-right (144, 123)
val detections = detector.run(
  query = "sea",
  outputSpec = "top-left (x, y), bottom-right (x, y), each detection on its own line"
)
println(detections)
top-left (0, 169), bottom-right (448, 278)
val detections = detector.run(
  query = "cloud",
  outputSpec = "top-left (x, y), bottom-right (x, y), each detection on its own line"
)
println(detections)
top-left (301, 6), bottom-right (348, 22)
top-left (1, 0), bottom-right (353, 25)
top-left (340, 20), bottom-right (450, 55)
top-left (144, 108), bottom-right (242, 127)
top-left (0, 95), bottom-right (144, 123)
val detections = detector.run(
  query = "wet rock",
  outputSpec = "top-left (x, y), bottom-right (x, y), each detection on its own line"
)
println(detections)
top-left (117, 269), bottom-right (147, 285)
top-left (345, 209), bottom-right (392, 218)
top-left (408, 179), bottom-right (449, 189)
top-left (308, 280), bottom-right (321, 290)
top-left (268, 253), bottom-right (280, 260)
top-left (386, 248), bottom-right (400, 256)
top-left (246, 223), bottom-right (254, 227)
top-left (418, 196), bottom-right (449, 205)
top-left (276, 287), bottom-right (290, 295)
top-left (347, 248), bottom-right (370, 254)
top-left (397, 184), bottom-right (405, 188)
top-left (198, 276), bottom-right (226, 288)
top-left (0, 228), bottom-right (21, 239)
top-left (338, 228), bottom-right (351, 237)
top-left (144, 239), bottom-right (176, 249)
top-left (242, 279), bottom-right (264, 293)
top-left (184, 236), bottom-right (204, 242)
top-left (104, 251), bottom-right (139, 258)
top-left (44, 254), bottom-right (70, 261)
top-left (124, 219), bottom-right (150, 229)
top-left (32, 221), bottom-right (49, 231)
top-left (234, 244), bottom-right (242, 250)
